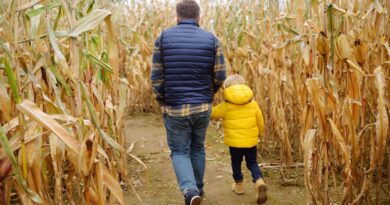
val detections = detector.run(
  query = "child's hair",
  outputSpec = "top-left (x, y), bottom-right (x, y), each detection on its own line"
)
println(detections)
top-left (223, 74), bottom-right (246, 88)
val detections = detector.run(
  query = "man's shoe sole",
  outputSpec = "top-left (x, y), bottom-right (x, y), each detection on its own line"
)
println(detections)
top-left (190, 196), bottom-right (201, 205)
top-left (256, 185), bottom-right (267, 204)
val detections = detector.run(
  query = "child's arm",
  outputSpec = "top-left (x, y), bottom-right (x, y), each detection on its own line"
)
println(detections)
top-left (211, 102), bottom-right (226, 120)
top-left (255, 103), bottom-right (265, 135)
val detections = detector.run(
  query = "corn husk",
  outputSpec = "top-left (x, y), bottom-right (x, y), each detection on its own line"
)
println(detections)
top-left (335, 33), bottom-right (352, 61)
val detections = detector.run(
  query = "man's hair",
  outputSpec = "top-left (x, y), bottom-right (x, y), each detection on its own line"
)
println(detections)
top-left (176, 0), bottom-right (200, 19)
top-left (223, 74), bottom-right (246, 88)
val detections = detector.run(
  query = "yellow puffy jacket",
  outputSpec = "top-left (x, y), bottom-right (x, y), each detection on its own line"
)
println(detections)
top-left (211, 85), bottom-right (264, 148)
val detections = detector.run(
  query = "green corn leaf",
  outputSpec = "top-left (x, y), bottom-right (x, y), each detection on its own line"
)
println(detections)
top-left (25, 2), bottom-right (62, 19)
top-left (335, 16), bottom-right (345, 36)
top-left (276, 22), bottom-right (300, 36)
top-left (86, 0), bottom-right (95, 14)
top-left (48, 65), bottom-right (72, 97)
top-left (101, 51), bottom-right (110, 83)
top-left (3, 57), bottom-right (21, 104)
top-left (53, 5), bottom-right (63, 30)
top-left (29, 6), bottom-right (42, 39)
top-left (90, 35), bottom-right (102, 53)
top-left (237, 30), bottom-right (244, 46)
top-left (80, 82), bottom-right (124, 152)
top-left (305, 0), bottom-right (311, 19)
top-left (67, 9), bottom-right (111, 37)
top-left (0, 127), bottom-right (43, 204)
top-left (327, 4), bottom-right (336, 64)
top-left (91, 35), bottom-right (101, 46)
top-left (85, 51), bottom-right (113, 73)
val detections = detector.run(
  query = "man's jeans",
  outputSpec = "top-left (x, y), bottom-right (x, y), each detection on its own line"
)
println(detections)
top-left (163, 109), bottom-right (211, 194)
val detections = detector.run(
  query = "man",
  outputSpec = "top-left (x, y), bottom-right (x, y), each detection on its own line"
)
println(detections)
top-left (150, 0), bottom-right (226, 204)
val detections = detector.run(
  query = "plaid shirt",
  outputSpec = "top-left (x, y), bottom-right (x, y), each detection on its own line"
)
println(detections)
top-left (150, 35), bottom-right (226, 117)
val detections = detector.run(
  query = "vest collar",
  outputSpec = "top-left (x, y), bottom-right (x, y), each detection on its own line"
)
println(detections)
top-left (178, 19), bottom-right (199, 27)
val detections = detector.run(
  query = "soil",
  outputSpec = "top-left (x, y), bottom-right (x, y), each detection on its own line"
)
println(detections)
top-left (123, 113), bottom-right (307, 205)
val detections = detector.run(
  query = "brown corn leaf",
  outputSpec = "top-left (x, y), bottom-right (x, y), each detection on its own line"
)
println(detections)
top-left (102, 165), bottom-right (125, 205)
top-left (79, 133), bottom-right (97, 177)
top-left (16, 100), bottom-right (80, 155)
top-left (374, 67), bottom-right (388, 164)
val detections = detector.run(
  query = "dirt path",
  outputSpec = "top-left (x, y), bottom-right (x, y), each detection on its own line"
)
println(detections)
top-left (124, 113), bottom-right (306, 205)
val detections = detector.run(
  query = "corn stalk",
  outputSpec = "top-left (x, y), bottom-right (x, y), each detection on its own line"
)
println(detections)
top-left (0, 0), bottom-right (130, 204)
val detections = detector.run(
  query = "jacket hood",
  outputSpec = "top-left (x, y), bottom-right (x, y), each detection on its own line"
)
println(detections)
top-left (223, 85), bottom-right (253, 105)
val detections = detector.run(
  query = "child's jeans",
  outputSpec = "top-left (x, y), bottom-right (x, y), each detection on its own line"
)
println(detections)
top-left (229, 146), bottom-right (263, 183)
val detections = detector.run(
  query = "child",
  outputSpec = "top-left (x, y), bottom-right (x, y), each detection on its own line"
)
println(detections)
top-left (211, 74), bottom-right (267, 204)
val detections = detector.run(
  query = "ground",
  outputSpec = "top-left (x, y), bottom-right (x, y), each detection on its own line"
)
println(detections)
top-left (123, 113), bottom-right (307, 205)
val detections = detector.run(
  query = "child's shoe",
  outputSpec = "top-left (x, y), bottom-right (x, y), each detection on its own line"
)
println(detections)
top-left (255, 178), bottom-right (267, 204)
top-left (231, 181), bottom-right (244, 195)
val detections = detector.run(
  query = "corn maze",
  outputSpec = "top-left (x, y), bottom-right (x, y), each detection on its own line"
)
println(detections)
top-left (0, 0), bottom-right (389, 204)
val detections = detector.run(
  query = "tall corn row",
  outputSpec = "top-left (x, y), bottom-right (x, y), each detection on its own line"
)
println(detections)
top-left (0, 0), bottom-right (130, 204)
top-left (116, 1), bottom-right (175, 113)
top-left (123, 0), bottom-right (389, 204)
top-left (0, 0), bottom-right (389, 204)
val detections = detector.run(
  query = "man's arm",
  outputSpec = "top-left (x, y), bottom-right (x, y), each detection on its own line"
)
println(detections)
top-left (213, 37), bottom-right (226, 93)
top-left (150, 35), bottom-right (164, 106)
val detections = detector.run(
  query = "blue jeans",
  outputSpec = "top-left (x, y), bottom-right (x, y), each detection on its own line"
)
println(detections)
top-left (163, 109), bottom-right (211, 194)
top-left (229, 146), bottom-right (263, 183)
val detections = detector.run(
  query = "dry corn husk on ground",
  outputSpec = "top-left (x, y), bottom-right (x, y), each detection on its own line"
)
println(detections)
top-left (0, 0), bottom-right (131, 204)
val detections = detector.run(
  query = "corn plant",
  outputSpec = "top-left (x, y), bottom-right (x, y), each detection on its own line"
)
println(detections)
top-left (0, 0), bottom-right (131, 204)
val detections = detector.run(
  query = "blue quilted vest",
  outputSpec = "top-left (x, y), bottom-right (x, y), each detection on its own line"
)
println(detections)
top-left (161, 19), bottom-right (216, 106)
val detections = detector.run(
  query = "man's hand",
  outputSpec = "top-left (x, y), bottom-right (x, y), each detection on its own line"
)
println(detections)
top-left (160, 106), bottom-right (166, 113)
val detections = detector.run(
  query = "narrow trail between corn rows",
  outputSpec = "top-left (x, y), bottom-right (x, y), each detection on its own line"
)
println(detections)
top-left (123, 113), bottom-right (306, 205)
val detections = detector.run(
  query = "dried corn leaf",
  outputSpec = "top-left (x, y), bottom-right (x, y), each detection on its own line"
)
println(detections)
top-left (346, 60), bottom-right (365, 75)
top-left (79, 133), bottom-right (97, 177)
top-left (16, 100), bottom-right (80, 154)
top-left (306, 79), bottom-right (326, 129)
top-left (328, 119), bottom-right (352, 204)
top-left (0, 127), bottom-right (43, 204)
top-left (374, 67), bottom-right (388, 164)
top-left (102, 164), bottom-right (125, 205)
top-left (0, 78), bottom-right (11, 120)
top-left (80, 83), bottom-right (124, 152)
top-left (46, 16), bottom-right (69, 72)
